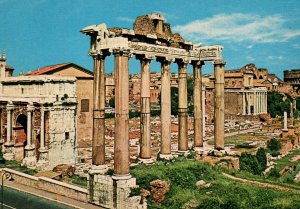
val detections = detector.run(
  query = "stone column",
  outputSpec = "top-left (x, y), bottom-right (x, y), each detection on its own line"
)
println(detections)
top-left (4, 103), bottom-right (14, 160)
top-left (202, 84), bottom-right (206, 139)
top-left (253, 92), bottom-right (256, 115)
top-left (36, 107), bottom-right (49, 171)
top-left (242, 92), bottom-right (246, 115)
top-left (0, 108), bottom-right (2, 144)
top-left (92, 53), bottom-right (107, 171)
top-left (290, 102), bottom-right (294, 127)
top-left (265, 92), bottom-right (268, 113)
top-left (177, 59), bottom-right (189, 153)
top-left (113, 49), bottom-right (131, 179)
top-left (283, 111), bottom-right (288, 131)
top-left (158, 56), bottom-right (173, 159)
top-left (23, 103), bottom-right (36, 168)
top-left (214, 60), bottom-right (226, 150)
top-left (137, 54), bottom-right (154, 164)
top-left (247, 93), bottom-right (251, 115)
top-left (192, 61), bottom-right (204, 150)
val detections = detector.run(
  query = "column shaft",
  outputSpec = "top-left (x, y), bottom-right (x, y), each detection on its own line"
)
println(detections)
top-left (202, 84), bottom-right (206, 138)
top-left (247, 93), bottom-right (251, 115)
top-left (193, 62), bottom-right (203, 147)
top-left (214, 60), bottom-right (226, 150)
top-left (253, 92), bottom-right (256, 115)
top-left (178, 61), bottom-right (188, 151)
top-left (160, 58), bottom-right (171, 155)
top-left (114, 50), bottom-right (130, 176)
top-left (40, 109), bottom-right (45, 149)
top-left (92, 54), bottom-right (106, 166)
top-left (242, 92), bottom-right (246, 115)
top-left (139, 57), bottom-right (151, 159)
top-left (6, 104), bottom-right (13, 145)
top-left (26, 105), bottom-right (34, 148)
top-left (290, 102), bottom-right (294, 127)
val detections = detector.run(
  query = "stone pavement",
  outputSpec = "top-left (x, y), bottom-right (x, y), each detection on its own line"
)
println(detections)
top-left (4, 180), bottom-right (103, 209)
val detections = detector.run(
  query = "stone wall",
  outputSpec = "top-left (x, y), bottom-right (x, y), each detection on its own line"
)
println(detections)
top-left (0, 168), bottom-right (88, 202)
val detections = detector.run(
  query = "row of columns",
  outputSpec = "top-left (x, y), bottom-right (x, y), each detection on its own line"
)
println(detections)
top-left (91, 49), bottom-right (226, 178)
top-left (242, 91), bottom-right (267, 115)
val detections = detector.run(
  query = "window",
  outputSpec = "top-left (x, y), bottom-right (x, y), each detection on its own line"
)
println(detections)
top-left (81, 99), bottom-right (89, 112)
top-left (65, 132), bottom-right (69, 140)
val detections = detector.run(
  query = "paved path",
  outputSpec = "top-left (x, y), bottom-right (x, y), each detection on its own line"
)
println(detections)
top-left (4, 181), bottom-right (103, 209)
top-left (206, 127), bottom-right (261, 140)
top-left (222, 172), bottom-right (300, 194)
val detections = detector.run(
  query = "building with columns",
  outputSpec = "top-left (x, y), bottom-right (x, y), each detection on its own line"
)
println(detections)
top-left (0, 75), bottom-right (77, 170)
top-left (205, 64), bottom-right (268, 123)
top-left (81, 13), bottom-right (226, 208)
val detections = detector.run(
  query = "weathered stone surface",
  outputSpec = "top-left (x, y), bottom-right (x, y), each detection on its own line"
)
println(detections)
top-left (53, 164), bottom-right (75, 177)
top-left (150, 179), bottom-right (170, 203)
top-left (195, 180), bottom-right (211, 188)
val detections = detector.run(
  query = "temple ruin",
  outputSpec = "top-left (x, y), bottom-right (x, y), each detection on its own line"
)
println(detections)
top-left (81, 13), bottom-right (226, 208)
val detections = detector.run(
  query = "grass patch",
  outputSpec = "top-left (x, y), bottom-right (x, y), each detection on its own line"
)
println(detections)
top-left (70, 175), bottom-right (87, 187)
top-left (0, 160), bottom-right (37, 175)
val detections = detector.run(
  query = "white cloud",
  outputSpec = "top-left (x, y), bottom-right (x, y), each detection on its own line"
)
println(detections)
top-left (267, 55), bottom-right (283, 60)
top-left (246, 56), bottom-right (255, 62)
top-left (246, 45), bottom-right (253, 49)
top-left (292, 43), bottom-right (300, 49)
top-left (117, 17), bottom-right (134, 23)
top-left (173, 13), bottom-right (300, 44)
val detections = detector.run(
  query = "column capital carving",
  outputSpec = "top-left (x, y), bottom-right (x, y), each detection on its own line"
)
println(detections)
top-left (213, 59), bottom-right (226, 65)
top-left (135, 53), bottom-right (155, 61)
top-left (26, 103), bottom-right (35, 112)
top-left (176, 57), bottom-right (191, 65)
top-left (6, 102), bottom-right (14, 110)
top-left (113, 48), bottom-right (132, 57)
top-left (191, 60), bottom-right (205, 67)
top-left (156, 56), bottom-right (174, 64)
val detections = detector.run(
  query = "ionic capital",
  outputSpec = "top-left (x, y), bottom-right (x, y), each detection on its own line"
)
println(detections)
top-left (113, 48), bottom-right (132, 57)
top-left (136, 53), bottom-right (155, 62)
top-left (213, 59), bottom-right (226, 66)
top-left (6, 102), bottom-right (14, 111)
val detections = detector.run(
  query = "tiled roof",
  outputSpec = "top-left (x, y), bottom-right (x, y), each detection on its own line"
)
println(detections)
top-left (27, 62), bottom-right (93, 76)
top-left (27, 63), bottom-right (70, 75)
top-left (5, 65), bottom-right (14, 71)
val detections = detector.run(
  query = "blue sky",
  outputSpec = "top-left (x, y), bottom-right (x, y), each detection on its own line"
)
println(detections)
top-left (0, 0), bottom-right (300, 78)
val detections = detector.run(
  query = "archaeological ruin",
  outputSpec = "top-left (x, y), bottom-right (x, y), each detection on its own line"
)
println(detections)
top-left (81, 13), bottom-right (226, 208)
top-left (0, 53), bottom-right (78, 170)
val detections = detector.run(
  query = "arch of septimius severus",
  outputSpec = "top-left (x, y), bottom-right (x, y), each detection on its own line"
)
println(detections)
top-left (81, 13), bottom-right (226, 208)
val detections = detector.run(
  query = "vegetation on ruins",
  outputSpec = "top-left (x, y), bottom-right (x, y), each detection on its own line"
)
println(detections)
top-left (131, 158), bottom-right (300, 209)
top-left (267, 91), bottom-right (292, 118)
top-left (267, 138), bottom-right (282, 156)
top-left (239, 152), bottom-right (262, 175)
top-left (256, 148), bottom-right (267, 171)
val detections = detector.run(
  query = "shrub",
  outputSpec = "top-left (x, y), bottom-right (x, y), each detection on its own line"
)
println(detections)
top-left (256, 148), bottom-right (267, 171)
top-left (239, 152), bottom-right (262, 175)
top-left (267, 138), bottom-right (281, 152)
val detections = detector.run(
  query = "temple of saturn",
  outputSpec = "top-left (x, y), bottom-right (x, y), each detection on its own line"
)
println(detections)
top-left (81, 13), bottom-right (226, 208)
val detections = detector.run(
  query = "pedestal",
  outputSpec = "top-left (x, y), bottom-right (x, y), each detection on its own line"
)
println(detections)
top-left (3, 143), bottom-right (15, 161)
top-left (159, 153), bottom-right (173, 160)
top-left (36, 148), bottom-right (49, 171)
top-left (22, 146), bottom-right (36, 169)
top-left (138, 157), bottom-right (154, 165)
top-left (88, 173), bottom-right (146, 209)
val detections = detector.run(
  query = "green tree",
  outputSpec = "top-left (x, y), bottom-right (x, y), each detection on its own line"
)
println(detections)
top-left (109, 96), bottom-right (115, 108)
top-left (267, 92), bottom-right (291, 118)
top-left (267, 138), bottom-right (281, 151)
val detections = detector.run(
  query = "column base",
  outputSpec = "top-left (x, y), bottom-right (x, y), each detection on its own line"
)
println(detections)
top-left (4, 141), bottom-right (14, 147)
top-left (193, 146), bottom-right (204, 152)
top-left (138, 157), bottom-right (154, 165)
top-left (159, 153), bottom-right (173, 160)
top-left (22, 147), bottom-right (36, 169)
top-left (88, 173), bottom-right (146, 209)
top-left (112, 173), bottom-right (132, 180)
top-left (176, 150), bottom-right (190, 156)
top-left (36, 149), bottom-right (49, 171)
top-left (3, 145), bottom-right (15, 161)
top-left (89, 164), bottom-right (108, 175)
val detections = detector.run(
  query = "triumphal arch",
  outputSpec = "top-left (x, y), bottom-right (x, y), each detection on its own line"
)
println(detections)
top-left (81, 13), bottom-right (226, 208)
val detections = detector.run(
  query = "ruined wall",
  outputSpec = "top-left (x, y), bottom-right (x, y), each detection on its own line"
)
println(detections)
top-left (47, 106), bottom-right (77, 169)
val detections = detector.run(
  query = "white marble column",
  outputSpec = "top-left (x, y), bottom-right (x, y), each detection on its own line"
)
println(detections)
top-left (283, 111), bottom-right (288, 131)
top-left (23, 103), bottom-right (36, 169)
top-left (36, 107), bottom-right (49, 170)
top-left (253, 92), bottom-right (256, 115)
top-left (39, 108), bottom-right (45, 151)
top-left (202, 84), bottom-right (206, 139)
top-left (5, 103), bottom-right (14, 146)
top-left (247, 93), bottom-right (251, 115)
top-left (265, 92), bottom-right (268, 113)
top-left (3, 102), bottom-right (15, 160)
